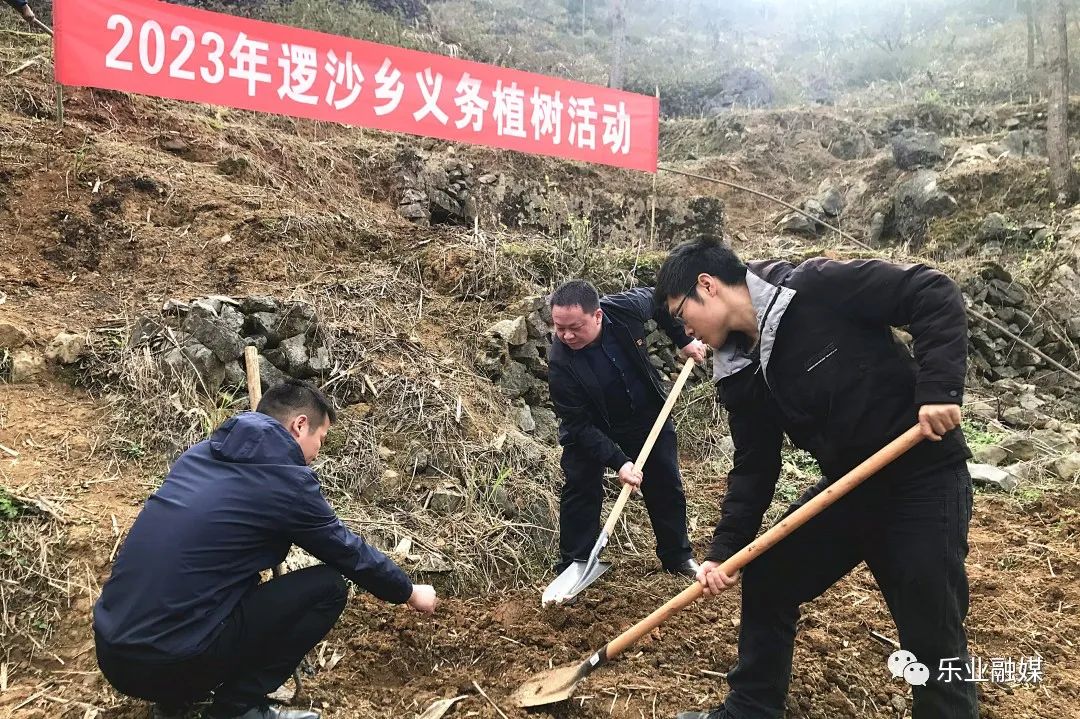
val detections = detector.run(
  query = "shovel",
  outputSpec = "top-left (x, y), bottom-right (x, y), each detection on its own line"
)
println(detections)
top-left (516, 424), bottom-right (925, 707)
top-left (542, 357), bottom-right (699, 607)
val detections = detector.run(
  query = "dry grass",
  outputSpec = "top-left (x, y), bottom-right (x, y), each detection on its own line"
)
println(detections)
top-left (0, 494), bottom-right (75, 663)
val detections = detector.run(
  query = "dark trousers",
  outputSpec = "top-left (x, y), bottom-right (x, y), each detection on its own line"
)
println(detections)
top-left (721, 463), bottom-right (978, 719)
top-left (558, 422), bottom-right (691, 571)
top-left (96, 565), bottom-right (348, 717)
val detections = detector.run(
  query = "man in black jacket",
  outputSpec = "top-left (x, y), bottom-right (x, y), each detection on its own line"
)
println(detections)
top-left (548, 280), bottom-right (707, 577)
top-left (94, 380), bottom-right (437, 719)
top-left (654, 237), bottom-right (977, 719)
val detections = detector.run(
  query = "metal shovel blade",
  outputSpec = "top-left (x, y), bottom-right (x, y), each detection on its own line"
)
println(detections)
top-left (541, 559), bottom-right (612, 605)
top-left (513, 661), bottom-right (589, 707)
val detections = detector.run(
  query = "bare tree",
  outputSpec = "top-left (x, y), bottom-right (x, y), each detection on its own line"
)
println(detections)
top-left (608, 0), bottom-right (626, 90)
top-left (565, 0), bottom-right (585, 35)
top-left (1043, 0), bottom-right (1075, 204)
top-left (1026, 0), bottom-right (1037, 69)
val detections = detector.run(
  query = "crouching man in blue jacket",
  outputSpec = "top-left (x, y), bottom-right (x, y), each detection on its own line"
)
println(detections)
top-left (93, 379), bottom-right (437, 719)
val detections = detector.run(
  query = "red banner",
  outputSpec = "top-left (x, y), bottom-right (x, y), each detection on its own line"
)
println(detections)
top-left (54, 0), bottom-right (658, 172)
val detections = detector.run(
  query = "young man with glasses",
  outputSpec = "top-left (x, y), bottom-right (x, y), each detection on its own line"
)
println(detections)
top-left (654, 236), bottom-right (977, 719)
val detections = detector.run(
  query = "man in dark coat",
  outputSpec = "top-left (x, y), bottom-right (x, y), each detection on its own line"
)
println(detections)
top-left (653, 236), bottom-right (977, 719)
top-left (547, 280), bottom-right (707, 577)
top-left (94, 380), bottom-right (437, 719)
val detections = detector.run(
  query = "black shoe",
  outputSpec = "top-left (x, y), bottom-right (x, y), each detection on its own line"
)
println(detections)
top-left (676, 707), bottom-right (728, 719)
top-left (665, 559), bottom-right (701, 579)
top-left (226, 707), bottom-right (320, 719)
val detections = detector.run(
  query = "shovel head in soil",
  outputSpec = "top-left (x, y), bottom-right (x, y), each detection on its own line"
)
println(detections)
top-left (513, 651), bottom-right (603, 708)
top-left (542, 531), bottom-right (612, 605)
top-left (517, 426), bottom-right (927, 708)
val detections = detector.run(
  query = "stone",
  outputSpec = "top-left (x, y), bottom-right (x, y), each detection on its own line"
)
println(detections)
top-left (9, 349), bottom-right (45, 382)
top-left (526, 311), bottom-right (550, 340)
top-left (977, 213), bottom-right (1016, 243)
top-left (181, 343), bottom-right (226, 393)
top-left (510, 340), bottom-right (541, 363)
top-left (129, 317), bottom-right (164, 347)
top-left (777, 211), bottom-right (819, 236)
top-left (891, 129), bottom-right (944, 169)
top-left (242, 296), bottom-right (279, 314)
top-left (429, 485), bottom-right (466, 514)
top-left (161, 137), bottom-right (190, 153)
top-left (497, 360), bottom-right (541, 400)
top-left (999, 435), bottom-right (1037, 462)
top-left (0, 320), bottom-right (30, 349)
top-left (245, 312), bottom-right (284, 347)
top-left (517, 404), bottom-right (536, 433)
top-left (255, 355), bottom-right (287, 392)
top-left (893, 170), bottom-right (958, 243)
top-left (1018, 393), bottom-right (1044, 411)
top-left (223, 361), bottom-right (247, 388)
top-left (478, 173), bottom-right (498, 184)
top-left (826, 127), bottom-right (873, 160)
top-left (45, 332), bottom-right (86, 365)
top-left (817, 184), bottom-right (846, 217)
top-left (160, 347), bottom-right (187, 378)
top-left (973, 444), bottom-right (1008, 466)
top-left (985, 279), bottom-right (1028, 308)
top-left (399, 202), bottom-right (429, 223)
top-left (191, 297), bottom-right (223, 316)
top-left (1003, 461), bottom-right (1038, 483)
top-left (220, 305), bottom-right (245, 334)
top-left (509, 296), bottom-right (545, 316)
top-left (489, 317), bottom-right (529, 346)
top-left (1001, 406), bottom-right (1042, 429)
top-left (1051, 453), bottom-right (1080, 480)
top-left (162, 298), bottom-right (190, 316)
top-left (1032, 430), bottom-right (1072, 453)
top-left (280, 303), bottom-right (318, 339)
top-left (802, 198), bottom-right (826, 220)
top-left (718, 435), bottom-right (735, 457)
top-left (183, 313), bottom-right (245, 362)
top-left (243, 335), bottom-right (268, 352)
top-left (868, 212), bottom-right (886, 244)
top-left (267, 334), bottom-right (310, 376)
top-left (967, 463), bottom-right (1019, 492)
top-left (1066, 317), bottom-right (1080, 341)
top-left (1001, 129), bottom-right (1047, 158)
top-left (540, 302), bottom-right (553, 325)
top-left (531, 406), bottom-right (558, 443)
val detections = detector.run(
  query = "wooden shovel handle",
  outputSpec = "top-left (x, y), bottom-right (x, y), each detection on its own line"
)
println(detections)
top-left (601, 357), bottom-right (698, 537)
top-left (604, 424), bottom-right (925, 660)
top-left (244, 345), bottom-right (262, 408)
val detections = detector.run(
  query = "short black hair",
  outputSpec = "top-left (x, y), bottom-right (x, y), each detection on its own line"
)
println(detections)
top-left (654, 235), bottom-right (747, 305)
top-left (550, 280), bottom-right (600, 313)
top-left (258, 379), bottom-right (337, 427)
